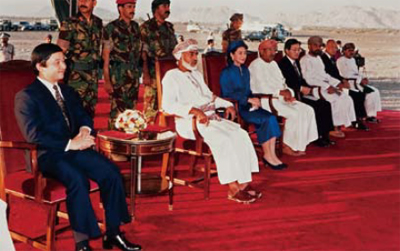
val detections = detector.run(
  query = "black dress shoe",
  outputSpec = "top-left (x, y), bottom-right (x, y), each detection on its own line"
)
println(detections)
top-left (314, 138), bottom-right (329, 147)
top-left (279, 163), bottom-right (288, 169)
top-left (327, 139), bottom-right (336, 145)
top-left (76, 241), bottom-right (91, 251)
top-left (353, 121), bottom-right (370, 131)
top-left (103, 234), bottom-right (142, 251)
top-left (262, 158), bottom-right (287, 170)
top-left (367, 117), bottom-right (380, 123)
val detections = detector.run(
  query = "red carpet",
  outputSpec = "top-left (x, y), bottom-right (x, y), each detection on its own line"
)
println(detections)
top-left (10, 83), bottom-right (400, 250)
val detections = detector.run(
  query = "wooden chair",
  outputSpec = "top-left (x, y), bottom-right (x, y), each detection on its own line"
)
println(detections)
top-left (202, 51), bottom-right (285, 157)
top-left (0, 60), bottom-right (102, 251)
top-left (155, 56), bottom-right (213, 199)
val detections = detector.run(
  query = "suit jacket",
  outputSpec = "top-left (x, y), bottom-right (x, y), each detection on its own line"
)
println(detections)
top-left (320, 53), bottom-right (344, 81)
top-left (278, 56), bottom-right (309, 100)
top-left (14, 78), bottom-right (93, 159)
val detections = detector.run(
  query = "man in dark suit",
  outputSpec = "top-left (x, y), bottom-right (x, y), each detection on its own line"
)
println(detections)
top-left (321, 39), bottom-right (368, 131)
top-left (14, 43), bottom-right (141, 251)
top-left (278, 39), bottom-right (334, 147)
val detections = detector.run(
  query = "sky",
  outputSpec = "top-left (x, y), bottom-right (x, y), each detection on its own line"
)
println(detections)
top-left (1, 0), bottom-right (400, 17)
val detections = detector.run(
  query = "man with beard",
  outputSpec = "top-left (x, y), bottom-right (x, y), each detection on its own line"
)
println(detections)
top-left (221, 13), bottom-right (243, 53)
top-left (103, 0), bottom-right (141, 129)
top-left (321, 39), bottom-right (369, 130)
top-left (140, 0), bottom-right (177, 122)
top-left (278, 39), bottom-right (335, 147)
top-left (57, 0), bottom-right (103, 118)
top-left (162, 39), bottom-right (261, 204)
top-left (300, 36), bottom-right (356, 138)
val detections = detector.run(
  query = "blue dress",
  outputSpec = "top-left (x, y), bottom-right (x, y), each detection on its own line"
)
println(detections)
top-left (220, 63), bottom-right (281, 144)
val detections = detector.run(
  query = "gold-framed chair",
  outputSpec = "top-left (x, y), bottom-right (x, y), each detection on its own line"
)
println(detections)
top-left (155, 56), bottom-right (213, 199)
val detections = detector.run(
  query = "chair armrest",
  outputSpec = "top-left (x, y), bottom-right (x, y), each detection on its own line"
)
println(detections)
top-left (309, 86), bottom-right (326, 101)
top-left (0, 141), bottom-right (37, 150)
top-left (252, 93), bottom-right (279, 116)
top-left (0, 140), bottom-right (45, 202)
top-left (344, 78), bottom-right (360, 90)
top-left (157, 111), bottom-right (206, 154)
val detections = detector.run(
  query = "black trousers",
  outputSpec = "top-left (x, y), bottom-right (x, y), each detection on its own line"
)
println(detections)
top-left (302, 98), bottom-right (334, 140)
top-left (349, 90), bottom-right (367, 119)
top-left (39, 149), bottom-right (131, 238)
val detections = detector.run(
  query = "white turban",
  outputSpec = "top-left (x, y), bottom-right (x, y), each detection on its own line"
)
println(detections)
top-left (173, 39), bottom-right (198, 60)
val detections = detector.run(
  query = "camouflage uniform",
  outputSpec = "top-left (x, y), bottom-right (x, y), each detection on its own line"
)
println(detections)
top-left (140, 17), bottom-right (177, 121)
top-left (58, 12), bottom-right (103, 118)
top-left (222, 27), bottom-right (242, 52)
top-left (103, 19), bottom-right (141, 129)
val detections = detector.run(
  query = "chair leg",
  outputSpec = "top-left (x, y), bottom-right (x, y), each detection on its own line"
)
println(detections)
top-left (5, 193), bottom-right (10, 221)
top-left (168, 152), bottom-right (175, 211)
top-left (204, 156), bottom-right (212, 200)
top-left (100, 201), bottom-right (106, 232)
top-left (189, 155), bottom-right (197, 176)
top-left (54, 203), bottom-right (61, 226)
top-left (45, 204), bottom-right (57, 251)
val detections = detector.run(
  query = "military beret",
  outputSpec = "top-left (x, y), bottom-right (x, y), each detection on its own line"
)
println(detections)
top-left (151, 0), bottom-right (170, 13)
top-left (116, 0), bottom-right (136, 4)
top-left (0, 33), bottom-right (10, 39)
top-left (230, 13), bottom-right (243, 22)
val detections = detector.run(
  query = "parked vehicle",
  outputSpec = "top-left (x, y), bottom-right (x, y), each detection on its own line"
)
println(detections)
top-left (32, 21), bottom-right (45, 31)
top-left (244, 31), bottom-right (267, 42)
top-left (263, 23), bottom-right (291, 43)
top-left (42, 19), bottom-right (59, 31)
top-left (0, 19), bottom-right (12, 31)
top-left (15, 21), bottom-right (34, 31)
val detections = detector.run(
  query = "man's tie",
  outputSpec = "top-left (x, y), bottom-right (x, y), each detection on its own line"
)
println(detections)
top-left (292, 61), bottom-right (302, 100)
top-left (53, 85), bottom-right (70, 128)
top-left (293, 61), bottom-right (301, 77)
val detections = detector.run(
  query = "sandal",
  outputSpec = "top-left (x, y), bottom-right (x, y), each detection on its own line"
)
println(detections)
top-left (242, 185), bottom-right (262, 199)
top-left (228, 190), bottom-right (256, 204)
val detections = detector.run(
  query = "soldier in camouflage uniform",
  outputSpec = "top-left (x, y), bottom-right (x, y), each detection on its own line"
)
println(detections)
top-left (57, 0), bottom-right (102, 118)
top-left (103, 0), bottom-right (141, 129)
top-left (221, 13), bottom-right (244, 53)
top-left (140, 0), bottom-right (177, 122)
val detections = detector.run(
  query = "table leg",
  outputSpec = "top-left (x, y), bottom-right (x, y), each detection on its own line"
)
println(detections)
top-left (130, 156), bottom-right (138, 219)
top-left (137, 156), bottom-right (142, 193)
top-left (161, 153), bottom-right (169, 178)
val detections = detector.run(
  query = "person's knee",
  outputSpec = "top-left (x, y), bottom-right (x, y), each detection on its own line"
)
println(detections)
top-left (67, 174), bottom-right (90, 193)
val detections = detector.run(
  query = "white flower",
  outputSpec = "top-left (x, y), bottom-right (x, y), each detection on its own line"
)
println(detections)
top-left (114, 109), bottom-right (147, 134)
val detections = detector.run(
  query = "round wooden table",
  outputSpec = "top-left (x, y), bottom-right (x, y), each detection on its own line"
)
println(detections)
top-left (97, 131), bottom-right (176, 218)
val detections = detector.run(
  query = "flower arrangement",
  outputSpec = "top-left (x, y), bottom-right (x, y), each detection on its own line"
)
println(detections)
top-left (115, 109), bottom-right (147, 134)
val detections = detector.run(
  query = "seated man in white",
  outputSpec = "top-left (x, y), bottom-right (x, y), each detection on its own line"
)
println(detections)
top-left (162, 39), bottom-right (260, 204)
top-left (249, 39), bottom-right (318, 156)
top-left (337, 42), bottom-right (382, 123)
top-left (0, 199), bottom-right (15, 251)
top-left (300, 36), bottom-right (356, 138)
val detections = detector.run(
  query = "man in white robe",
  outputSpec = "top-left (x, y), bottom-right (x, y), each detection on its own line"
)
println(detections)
top-left (162, 39), bottom-right (260, 204)
top-left (300, 36), bottom-right (356, 138)
top-left (249, 39), bottom-right (318, 155)
top-left (337, 43), bottom-right (382, 123)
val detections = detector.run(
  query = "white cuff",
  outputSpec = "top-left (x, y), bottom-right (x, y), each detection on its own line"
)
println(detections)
top-left (65, 139), bottom-right (71, 152)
